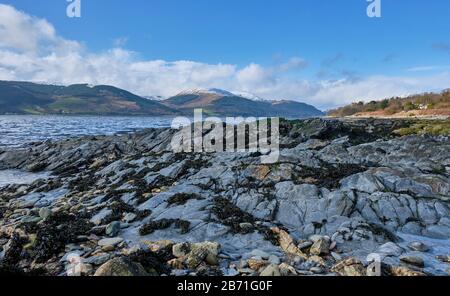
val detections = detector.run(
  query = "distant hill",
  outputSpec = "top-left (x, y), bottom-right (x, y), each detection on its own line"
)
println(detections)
top-left (162, 89), bottom-right (324, 118)
top-left (0, 81), bottom-right (324, 118)
top-left (328, 90), bottom-right (450, 118)
top-left (0, 81), bottom-right (178, 116)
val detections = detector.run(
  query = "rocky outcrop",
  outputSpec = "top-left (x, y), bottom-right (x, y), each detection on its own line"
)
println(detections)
top-left (0, 118), bottom-right (449, 276)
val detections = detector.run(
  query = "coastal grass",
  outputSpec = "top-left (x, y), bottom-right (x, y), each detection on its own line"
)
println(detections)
top-left (394, 118), bottom-right (450, 136)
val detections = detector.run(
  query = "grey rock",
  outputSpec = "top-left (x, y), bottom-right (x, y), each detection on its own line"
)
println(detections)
top-left (424, 225), bottom-right (450, 239)
top-left (260, 264), bottom-right (281, 276)
top-left (38, 207), bottom-right (52, 220)
top-left (400, 256), bottom-right (425, 268)
top-left (310, 238), bottom-right (330, 256)
top-left (98, 237), bottom-right (123, 247)
top-left (340, 173), bottom-right (385, 194)
top-left (105, 221), bottom-right (121, 237)
top-left (377, 242), bottom-right (404, 257)
top-left (408, 242), bottom-right (429, 253)
top-left (94, 258), bottom-right (149, 276)
top-left (250, 249), bottom-right (270, 260)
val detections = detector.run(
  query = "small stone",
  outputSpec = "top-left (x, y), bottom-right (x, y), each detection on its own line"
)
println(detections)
top-left (84, 254), bottom-right (111, 266)
top-left (105, 221), bottom-right (121, 237)
top-left (310, 267), bottom-right (324, 274)
top-left (400, 256), bottom-right (425, 268)
top-left (239, 223), bottom-right (254, 232)
top-left (186, 248), bottom-right (208, 269)
top-left (309, 235), bottom-right (329, 243)
top-left (144, 240), bottom-right (173, 253)
top-left (310, 238), bottom-right (330, 256)
top-left (39, 207), bottom-right (52, 220)
top-left (66, 254), bottom-right (93, 276)
top-left (21, 216), bottom-right (41, 223)
top-left (247, 259), bottom-right (268, 271)
top-left (308, 255), bottom-right (327, 267)
top-left (238, 268), bottom-right (255, 274)
top-left (250, 249), bottom-right (270, 259)
top-left (171, 269), bottom-right (190, 276)
top-left (173, 242), bottom-right (191, 258)
top-left (98, 237), bottom-right (123, 247)
top-left (260, 264), bottom-right (281, 276)
top-left (329, 241), bottom-right (337, 251)
top-left (408, 242), bottom-right (429, 253)
top-left (123, 213), bottom-right (137, 223)
top-left (297, 241), bottom-right (313, 250)
top-left (278, 263), bottom-right (297, 276)
top-left (168, 258), bottom-right (185, 269)
top-left (331, 252), bottom-right (342, 261)
top-left (190, 242), bottom-right (220, 266)
top-left (377, 242), bottom-right (404, 257)
top-left (102, 245), bottom-right (116, 252)
top-left (331, 258), bottom-right (366, 276)
top-left (436, 255), bottom-right (450, 263)
top-left (390, 266), bottom-right (426, 277)
top-left (271, 227), bottom-right (307, 259)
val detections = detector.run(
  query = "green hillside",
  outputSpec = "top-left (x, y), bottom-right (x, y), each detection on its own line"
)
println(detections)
top-left (0, 81), bottom-right (178, 116)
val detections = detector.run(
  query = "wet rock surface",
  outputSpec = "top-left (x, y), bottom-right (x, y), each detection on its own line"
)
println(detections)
top-left (0, 118), bottom-right (449, 276)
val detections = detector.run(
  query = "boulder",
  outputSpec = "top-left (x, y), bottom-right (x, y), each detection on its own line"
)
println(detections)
top-left (94, 258), bottom-right (149, 276)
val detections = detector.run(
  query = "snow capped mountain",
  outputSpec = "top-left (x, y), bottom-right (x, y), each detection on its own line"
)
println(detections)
top-left (176, 88), bottom-right (235, 97)
top-left (231, 91), bottom-right (268, 102)
top-left (144, 95), bottom-right (165, 101)
top-left (175, 88), bottom-right (270, 102)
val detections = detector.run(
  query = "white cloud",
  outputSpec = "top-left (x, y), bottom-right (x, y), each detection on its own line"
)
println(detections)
top-left (1, 4), bottom-right (450, 110)
top-left (406, 65), bottom-right (450, 72)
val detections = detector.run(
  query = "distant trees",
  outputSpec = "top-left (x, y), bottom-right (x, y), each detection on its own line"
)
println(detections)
top-left (328, 90), bottom-right (450, 117)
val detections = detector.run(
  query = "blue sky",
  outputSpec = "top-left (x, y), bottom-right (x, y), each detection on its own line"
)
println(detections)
top-left (0, 0), bottom-right (450, 109)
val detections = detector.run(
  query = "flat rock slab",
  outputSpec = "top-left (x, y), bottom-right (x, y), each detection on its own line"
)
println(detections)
top-left (98, 237), bottom-right (124, 247)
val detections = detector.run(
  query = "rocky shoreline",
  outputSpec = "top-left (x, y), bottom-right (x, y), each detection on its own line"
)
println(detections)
top-left (0, 118), bottom-right (449, 276)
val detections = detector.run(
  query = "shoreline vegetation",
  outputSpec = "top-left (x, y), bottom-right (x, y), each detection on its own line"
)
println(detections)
top-left (0, 117), bottom-right (449, 276)
top-left (328, 90), bottom-right (450, 119)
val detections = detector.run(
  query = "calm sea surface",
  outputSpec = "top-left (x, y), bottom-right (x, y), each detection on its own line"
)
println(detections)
top-left (0, 115), bottom-right (175, 148)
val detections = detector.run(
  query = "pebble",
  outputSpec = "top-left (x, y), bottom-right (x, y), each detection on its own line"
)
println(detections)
top-left (123, 213), bottom-right (137, 223)
top-left (171, 269), bottom-right (190, 276)
top-left (400, 256), bottom-right (425, 268)
top-left (331, 252), bottom-right (342, 261)
top-left (298, 241), bottom-right (313, 250)
top-left (436, 255), bottom-right (450, 263)
top-left (84, 254), bottom-right (111, 265)
top-left (105, 221), bottom-right (121, 237)
top-left (38, 207), bottom-right (52, 220)
top-left (250, 249), bottom-right (270, 259)
top-left (239, 223), bottom-right (254, 232)
top-left (310, 267), bottom-right (324, 274)
top-left (21, 216), bottom-right (41, 223)
top-left (408, 242), bottom-right (429, 253)
top-left (260, 264), bottom-right (281, 276)
top-left (310, 238), bottom-right (330, 256)
top-left (97, 237), bottom-right (123, 247)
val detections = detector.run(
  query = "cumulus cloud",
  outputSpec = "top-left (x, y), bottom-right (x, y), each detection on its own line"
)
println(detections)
top-left (1, 4), bottom-right (450, 110)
